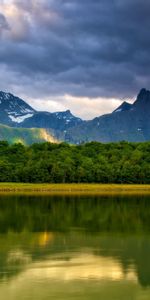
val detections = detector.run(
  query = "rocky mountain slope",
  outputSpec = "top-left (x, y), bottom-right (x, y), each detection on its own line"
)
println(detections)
top-left (67, 88), bottom-right (150, 143)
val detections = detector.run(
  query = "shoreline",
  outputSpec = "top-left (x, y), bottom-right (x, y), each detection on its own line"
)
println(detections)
top-left (0, 183), bottom-right (150, 195)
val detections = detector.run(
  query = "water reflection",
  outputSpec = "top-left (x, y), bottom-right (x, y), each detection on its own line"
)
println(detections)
top-left (27, 253), bottom-right (137, 282)
top-left (0, 194), bottom-right (150, 299)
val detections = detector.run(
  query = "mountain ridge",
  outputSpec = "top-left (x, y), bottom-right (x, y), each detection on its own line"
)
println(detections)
top-left (0, 88), bottom-right (150, 144)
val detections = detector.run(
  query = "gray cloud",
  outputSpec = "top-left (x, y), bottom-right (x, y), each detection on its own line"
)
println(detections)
top-left (0, 0), bottom-right (150, 118)
top-left (0, 13), bottom-right (9, 33)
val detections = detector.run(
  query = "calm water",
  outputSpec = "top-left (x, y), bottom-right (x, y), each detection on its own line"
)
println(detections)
top-left (0, 194), bottom-right (150, 299)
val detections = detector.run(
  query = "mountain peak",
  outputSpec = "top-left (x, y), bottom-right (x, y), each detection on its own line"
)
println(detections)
top-left (137, 88), bottom-right (150, 101)
top-left (113, 101), bottom-right (132, 113)
top-left (64, 109), bottom-right (72, 116)
top-left (0, 91), bottom-right (11, 100)
top-left (134, 88), bottom-right (150, 108)
top-left (0, 91), bottom-right (35, 125)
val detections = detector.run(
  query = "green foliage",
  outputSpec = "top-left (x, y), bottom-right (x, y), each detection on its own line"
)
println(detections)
top-left (0, 140), bottom-right (150, 183)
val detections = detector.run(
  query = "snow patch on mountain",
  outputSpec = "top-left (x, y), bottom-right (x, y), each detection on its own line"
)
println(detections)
top-left (9, 114), bottom-right (34, 123)
top-left (115, 108), bottom-right (122, 113)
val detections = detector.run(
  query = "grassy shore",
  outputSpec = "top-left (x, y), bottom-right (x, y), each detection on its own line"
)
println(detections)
top-left (0, 183), bottom-right (150, 195)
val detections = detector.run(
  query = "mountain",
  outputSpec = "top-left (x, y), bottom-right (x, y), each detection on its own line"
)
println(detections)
top-left (0, 88), bottom-right (150, 144)
top-left (0, 91), bottom-right (82, 140)
top-left (113, 101), bottom-right (132, 113)
top-left (67, 88), bottom-right (150, 143)
top-left (19, 110), bottom-right (82, 140)
top-left (0, 91), bottom-right (35, 126)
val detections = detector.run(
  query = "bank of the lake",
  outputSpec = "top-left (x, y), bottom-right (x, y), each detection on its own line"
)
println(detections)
top-left (1, 183), bottom-right (150, 195)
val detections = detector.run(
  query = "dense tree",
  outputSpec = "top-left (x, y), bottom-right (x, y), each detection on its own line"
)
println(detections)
top-left (0, 140), bottom-right (150, 183)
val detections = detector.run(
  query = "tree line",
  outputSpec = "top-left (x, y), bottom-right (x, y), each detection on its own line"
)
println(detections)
top-left (0, 140), bottom-right (150, 183)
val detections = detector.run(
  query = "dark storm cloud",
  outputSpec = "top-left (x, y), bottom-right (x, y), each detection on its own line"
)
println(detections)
top-left (0, 0), bottom-right (150, 100)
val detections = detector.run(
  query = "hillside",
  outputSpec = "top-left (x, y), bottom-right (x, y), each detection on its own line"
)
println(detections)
top-left (0, 124), bottom-right (57, 145)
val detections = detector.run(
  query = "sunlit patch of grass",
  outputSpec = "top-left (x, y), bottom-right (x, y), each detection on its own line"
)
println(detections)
top-left (11, 138), bottom-right (26, 145)
top-left (0, 183), bottom-right (150, 195)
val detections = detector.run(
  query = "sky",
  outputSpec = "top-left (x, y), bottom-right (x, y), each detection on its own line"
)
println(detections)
top-left (0, 0), bottom-right (149, 119)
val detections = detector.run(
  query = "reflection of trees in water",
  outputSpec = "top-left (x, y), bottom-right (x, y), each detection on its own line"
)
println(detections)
top-left (0, 194), bottom-right (150, 233)
top-left (93, 236), bottom-right (150, 288)
top-left (0, 194), bottom-right (150, 287)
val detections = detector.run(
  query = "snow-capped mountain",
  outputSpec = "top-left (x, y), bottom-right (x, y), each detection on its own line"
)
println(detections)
top-left (0, 91), bottom-right (35, 126)
top-left (0, 91), bottom-right (83, 138)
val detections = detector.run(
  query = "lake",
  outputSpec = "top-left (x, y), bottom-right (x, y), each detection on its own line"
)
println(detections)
top-left (0, 194), bottom-right (150, 299)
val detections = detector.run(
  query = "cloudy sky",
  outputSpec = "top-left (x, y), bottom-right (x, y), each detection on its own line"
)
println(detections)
top-left (0, 0), bottom-right (149, 119)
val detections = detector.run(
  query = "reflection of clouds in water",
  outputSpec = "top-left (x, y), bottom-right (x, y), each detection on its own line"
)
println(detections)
top-left (7, 250), bottom-right (31, 265)
top-left (19, 253), bottom-right (138, 282)
top-left (6, 232), bottom-right (54, 266)
top-left (0, 252), bottom-right (143, 300)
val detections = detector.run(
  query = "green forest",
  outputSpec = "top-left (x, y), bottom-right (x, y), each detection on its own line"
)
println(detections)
top-left (0, 140), bottom-right (150, 183)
